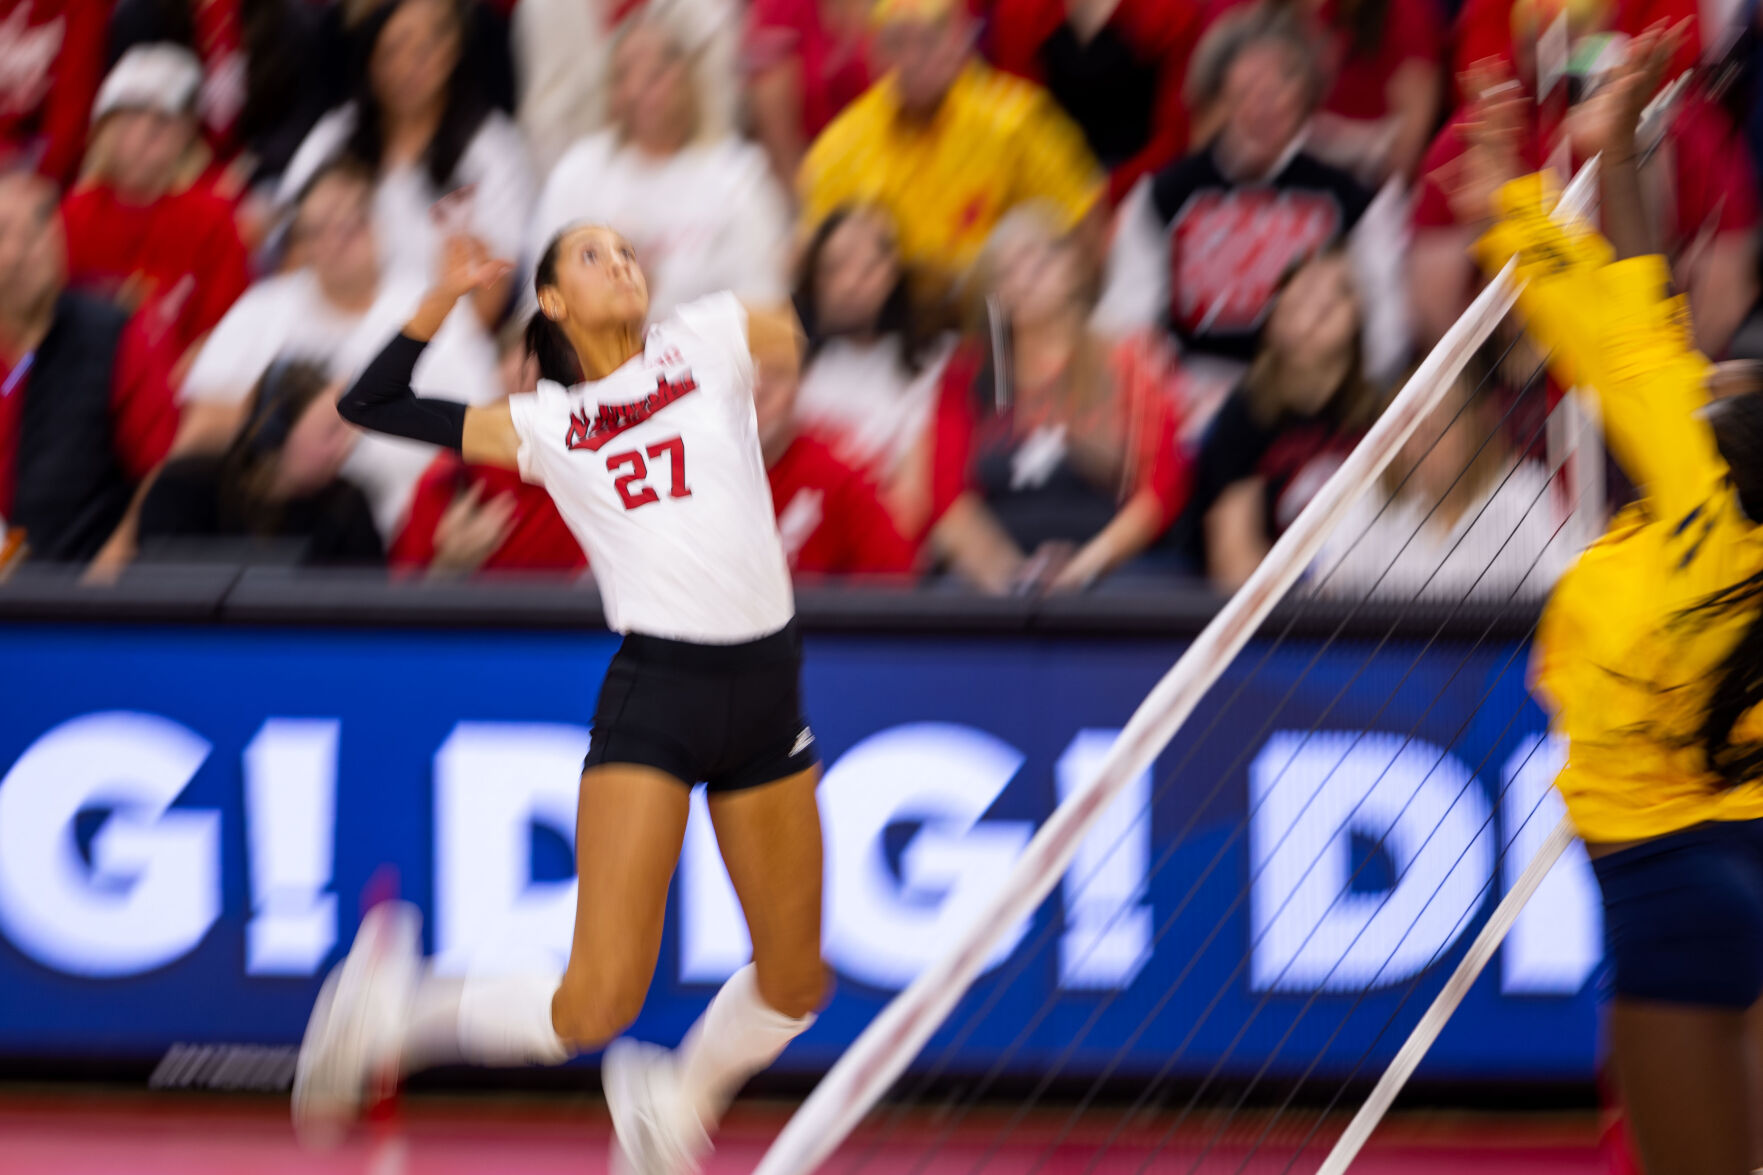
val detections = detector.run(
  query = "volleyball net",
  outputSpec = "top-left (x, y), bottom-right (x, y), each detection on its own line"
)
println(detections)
top-left (755, 161), bottom-right (1615, 1175)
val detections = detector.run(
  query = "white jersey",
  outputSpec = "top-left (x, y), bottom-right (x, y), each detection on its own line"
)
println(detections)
top-left (506, 293), bottom-right (795, 644)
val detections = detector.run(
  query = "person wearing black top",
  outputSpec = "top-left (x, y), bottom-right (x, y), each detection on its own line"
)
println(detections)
top-left (1098, 4), bottom-right (1372, 364)
top-left (1168, 250), bottom-right (1376, 589)
top-left (137, 359), bottom-right (382, 565)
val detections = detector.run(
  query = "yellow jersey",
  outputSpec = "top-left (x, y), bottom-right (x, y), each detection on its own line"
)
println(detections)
top-left (1476, 174), bottom-right (1763, 844)
top-left (799, 62), bottom-right (1103, 282)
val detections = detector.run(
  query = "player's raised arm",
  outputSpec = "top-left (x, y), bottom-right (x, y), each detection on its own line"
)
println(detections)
top-left (337, 235), bottom-right (523, 471)
top-left (741, 301), bottom-right (805, 372)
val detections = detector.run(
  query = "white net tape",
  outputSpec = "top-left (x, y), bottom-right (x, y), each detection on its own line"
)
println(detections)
top-left (756, 161), bottom-right (1606, 1175)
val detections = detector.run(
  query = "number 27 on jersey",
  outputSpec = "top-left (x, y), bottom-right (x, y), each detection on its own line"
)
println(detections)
top-left (606, 436), bottom-right (691, 510)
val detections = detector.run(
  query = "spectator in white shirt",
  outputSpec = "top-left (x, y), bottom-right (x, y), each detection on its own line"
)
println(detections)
top-left (791, 204), bottom-right (953, 535)
top-left (530, 8), bottom-right (789, 323)
top-left (278, 0), bottom-right (534, 325)
top-left (180, 158), bottom-right (499, 537)
top-left (1310, 360), bottom-right (1571, 603)
top-left (513, 0), bottom-right (741, 176)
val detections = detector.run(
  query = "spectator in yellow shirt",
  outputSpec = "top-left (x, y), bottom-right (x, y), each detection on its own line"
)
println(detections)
top-left (1463, 29), bottom-right (1763, 1175)
top-left (798, 0), bottom-right (1105, 305)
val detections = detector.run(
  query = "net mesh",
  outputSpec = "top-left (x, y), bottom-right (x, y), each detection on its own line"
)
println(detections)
top-left (757, 172), bottom-right (1611, 1175)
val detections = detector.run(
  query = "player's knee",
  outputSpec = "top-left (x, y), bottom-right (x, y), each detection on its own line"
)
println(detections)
top-left (550, 973), bottom-right (648, 1050)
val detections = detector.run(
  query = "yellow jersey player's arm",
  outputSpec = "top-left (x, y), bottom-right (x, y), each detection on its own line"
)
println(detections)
top-left (1474, 174), bottom-right (1732, 538)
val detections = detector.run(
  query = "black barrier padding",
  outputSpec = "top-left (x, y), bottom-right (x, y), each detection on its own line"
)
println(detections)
top-left (0, 565), bottom-right (1543, 639)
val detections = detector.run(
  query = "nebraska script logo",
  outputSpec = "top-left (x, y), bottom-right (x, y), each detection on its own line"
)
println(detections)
top-left (1170, 189), bottom-right (1340, 336)
top-left (565, 371), bottom-right (699, 453)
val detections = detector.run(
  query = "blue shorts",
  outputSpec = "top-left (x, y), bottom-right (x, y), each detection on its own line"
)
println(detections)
top-left (1591, 818), bottom-right (1763, 1008)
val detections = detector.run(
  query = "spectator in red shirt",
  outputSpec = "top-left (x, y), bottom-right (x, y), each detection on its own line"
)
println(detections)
top-left (105, 0), bottom-right (336, 196)
top-left (391, 322), bottom-right (587, 575)
top-left (988, 0), bottom-right (1202, 205)
top-left (1410, 57), bottom-right (1759, 354)
top-left (751, 296), bottom-right (920, 577)
top-left (931, 206), bottom-right (1190, 593)
top-left (0, 167), bottom-right (180, 567)
top-left (745, 0), bottom-right (874, 193)
top-left (61, 45), bottom-right (251, 369)
top-left (0, 0), bottom-right (107, 185)
top-left (106, 0), bottom-right (245, 160)
top-left (1308, 0), bottom-right (1446, 185)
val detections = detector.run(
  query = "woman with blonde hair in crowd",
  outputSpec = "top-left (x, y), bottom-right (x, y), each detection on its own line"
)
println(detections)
top-left (530, 8), bottom-right (790, 323)
top-left (928, 204), bottom-right (1190, 594)
top-left (514, 0), bottom-right (740, 175)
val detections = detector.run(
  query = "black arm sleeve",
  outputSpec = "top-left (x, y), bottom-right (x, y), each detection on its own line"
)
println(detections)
top-left (338, 333), bottom-right (468, 451)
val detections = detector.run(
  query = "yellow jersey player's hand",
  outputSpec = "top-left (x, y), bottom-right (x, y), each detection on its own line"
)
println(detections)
top-left (1474, 174), bottom-right (1617, 391)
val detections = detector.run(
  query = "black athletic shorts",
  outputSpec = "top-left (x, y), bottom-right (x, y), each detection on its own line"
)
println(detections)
top-left (582, 620), bottom-right (819, 792)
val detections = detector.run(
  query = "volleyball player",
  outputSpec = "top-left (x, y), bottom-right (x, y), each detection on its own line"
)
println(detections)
top-left (1459, 29), bottom-right (1763, 1175)
top-left (293, 225), bottom-right (827, 1175)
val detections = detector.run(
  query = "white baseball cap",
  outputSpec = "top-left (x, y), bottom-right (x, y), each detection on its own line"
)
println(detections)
top-left (92, 43), bottom-right (202, 123)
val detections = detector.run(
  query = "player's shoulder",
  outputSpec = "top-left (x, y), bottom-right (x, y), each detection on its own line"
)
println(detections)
top-left (659, 292), bottom-right (749, 352)
top-left (507, 377), bottom-right (583, 446)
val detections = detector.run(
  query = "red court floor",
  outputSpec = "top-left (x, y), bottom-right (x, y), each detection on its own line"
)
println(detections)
top-left (0, 1089), bottom-right (1605, 1174)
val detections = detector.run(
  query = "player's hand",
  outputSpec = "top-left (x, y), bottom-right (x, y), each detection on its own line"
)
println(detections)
top-left (432, 482), bottom-right (517, 574)
top-left (435, 232), bottom-right (513, 304)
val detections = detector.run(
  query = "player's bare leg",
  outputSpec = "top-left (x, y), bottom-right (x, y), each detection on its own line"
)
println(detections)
top-left (603, 766), bottom-right (825, 1175)
top-left (1609, 999), bottom-right (1753, 1175)
top-left (295, 763), bottom-right (691, 1144)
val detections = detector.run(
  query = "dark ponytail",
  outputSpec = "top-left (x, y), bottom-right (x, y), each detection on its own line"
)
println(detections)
top-left (1689, 392), bottom-right (1763, 788)
top-left (527, 235), bottom-right (582, 385)
top-left (1696, 576), bottom-right (1763, 788)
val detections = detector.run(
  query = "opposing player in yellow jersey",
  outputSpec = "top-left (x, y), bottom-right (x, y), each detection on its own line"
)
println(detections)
top-left (1458, 28), bottom-right (1763, 1175)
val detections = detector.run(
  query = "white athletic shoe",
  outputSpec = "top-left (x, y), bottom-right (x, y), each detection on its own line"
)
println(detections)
top-left (603, 1038), bottom-right (712, 1175)
top-left (291, 900), bottom-right (422, 1149)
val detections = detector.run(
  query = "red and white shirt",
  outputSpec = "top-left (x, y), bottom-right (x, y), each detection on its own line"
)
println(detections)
top-left (507, 293), bottom-right (795, 643)
top-left (768, 430), bottom-right (918, 576)
top-left (0, 0), bottom-right (105, 183)
top-left (391, 453), bottom-right (587, 574)
top-left (60, 183), bottom-right (251, 358)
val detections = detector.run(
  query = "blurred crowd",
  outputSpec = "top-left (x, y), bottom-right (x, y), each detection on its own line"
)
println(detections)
top-left (0, 0), bottom-right (1751, 597)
